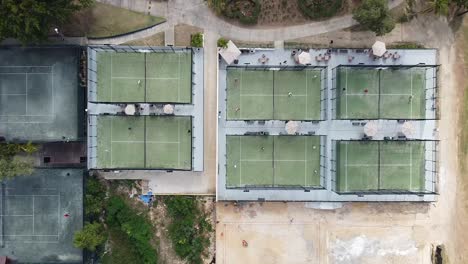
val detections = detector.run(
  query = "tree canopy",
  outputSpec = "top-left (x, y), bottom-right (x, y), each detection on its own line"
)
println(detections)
top-left (0, 0), bottom-right (92, 44)
top-left (73, 222), bottom-right (107, 252)
top-left (353, 0), bottom-right (395, 36)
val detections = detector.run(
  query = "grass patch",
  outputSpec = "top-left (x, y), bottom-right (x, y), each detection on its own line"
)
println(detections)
top-left (62, 2), bottom-right (165, 38)
top-left (165, 196), bottom-right (212, 264)
top-left (460, 21), bottom-right (468, 173)
top-left (125, 32), bottom-right (165, 46)
top-left (387, 42), bottom-right (425, 49)
top-left (298, 0), bottom-right (343, 19)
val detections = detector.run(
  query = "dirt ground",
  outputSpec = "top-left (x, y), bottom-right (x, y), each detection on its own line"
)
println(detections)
top-left (216, 14), bottom-right (465, 264)
top-left (174, 24), bottom-right (203, 46)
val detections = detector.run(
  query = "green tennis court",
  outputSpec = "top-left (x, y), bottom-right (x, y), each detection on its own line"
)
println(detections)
top-left (226, 68), bottom-right (322, 120)
top-left (96, 115), bottom-right (192, 169)
top-left (335, 141), bottom-right (425, 193)
top-left (335, 67), bottom-right (426, 119)
top-left (96, 51), bottom-right (191, 103)
top-left (226, 135), bottom-right (322, 188)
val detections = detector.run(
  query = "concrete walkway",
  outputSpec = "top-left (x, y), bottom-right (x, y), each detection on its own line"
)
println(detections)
top-left (90, 0), bottom-right (404, 44)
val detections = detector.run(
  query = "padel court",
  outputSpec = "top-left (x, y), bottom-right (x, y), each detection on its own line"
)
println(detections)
top-left (226, 68), bottom-right (322, 120)
top-left (0, 169), bottom-right (83, 263)
top-left (0, 47), bottom-right (81, 141)
top-left (335, 140), bottom-right (426, 193)
top-left (96, 115), bottom-right (192, 170)
top-left (335, 67), bottom-right (426, 119)
top-left (226, 135), bottom-right (322, 188)
top-left (95, 51), bottom-right (192, 103)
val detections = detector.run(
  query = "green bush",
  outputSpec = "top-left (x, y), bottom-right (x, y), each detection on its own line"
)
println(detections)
top-left (165, 197), bottom-right (212, 264)
top-left (298, 0), bottom-right (343, 19)
top-left (226, 0), bottom-right (261, 25)
top-left (102, 228), bottom-right (145, 264)
top-left (353, 0), bottom-right (395, 36)
top-left (191, 33), bottom-right (204, 47)
top-left (73, 222), bottom-right (107, 251)
top-left (107, 196), bottom-right (157, 264)
top-left (85, 177), bottom-right (106, 219)
top-left (217, 37), bottom-right (229, 48)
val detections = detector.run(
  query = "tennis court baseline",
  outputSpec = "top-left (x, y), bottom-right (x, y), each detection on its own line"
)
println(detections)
top-left (96, 115), bottom-right (192, 169)
top-left (335, 141), bottom-right (425, 193)
top-left (226, 135), bottom-right (321, 188)
top-left (335, 67), bottom-right (426, 119)
top-left (96, 51), bottom-right (192, 103)
top-left (226, 68), bottom-right (322, 120)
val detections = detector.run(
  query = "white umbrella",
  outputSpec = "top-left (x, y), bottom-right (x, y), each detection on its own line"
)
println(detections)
top-left (219, 40), bottom-right (241, 65)
top-left (295, 51), bottom-right (311, 65)
top-left (163, 104), bottom-right (174, 114)
top-left (124, 105), bottom-right (136, 115)
top-left (285, 121), bottom-right (299, 135)
top-left (372, 41), bottom-right (386, 57)
top-left (401, 121), bottom-right (415, 137)
top-left (364, 121), bottom-right (378, 137)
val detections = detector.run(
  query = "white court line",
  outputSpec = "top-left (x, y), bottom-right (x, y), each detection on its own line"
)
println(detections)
top-left (51, 67), bottom-right (54, 115)
top-left (0, 73), bottom-right (49, 75)
top-left (304, 137), bottom-right (307, 186)
top-left (240, 94), bottom-right (273, 96)
top-left (32, 196), bottom-right (34, 235)
top-left (345, 143), bottom-right (348, 191)
top-left (410, 69), bottom-right (413, 118)
top-left (239, 137), bottom-right (242, 186)
top-left (0, 121), bottom-right (54, 124)
top-left (240, 94), bottom-right (308, 97)
top-left (178, 53), bottom-right (181, 102)
top-left (0, 215), bottom-right (33, 217)
top-left (0, 66), bottom-right (51, 68)
top-left (110, 53), bottom-right (113, 101)
top-left (240, 71), bottom-right (243, 118)
top-left (110, 118), bottom-right (113, 167)
top-left (0, 94), bottom-right (26, 96)
top-left (345, 164), bottom-right (411, 166)
top-left (177, 118), bottom-right (180, 167)
top-left (112, 76), bottom-right (178, 80)
top-left (4, 235), bottom-right (58, 237)
top-left (112, 140), bottom-right (179, 144)
top-left (345, 93), bottom-right (411, 96)
top-left (305, 69), bottom-right (308, 119)
top-left (25, 73), bottom-right (28, 115)
top-left (241, 159), bottom-right (306, 162)
top-left (345, 68), bottom-right (348, 118)
top-left (410, 145), bottom-right (413, 190)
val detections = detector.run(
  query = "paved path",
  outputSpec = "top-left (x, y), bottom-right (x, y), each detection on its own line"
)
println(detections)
top-left (90, 0), bottom-right (404, 44)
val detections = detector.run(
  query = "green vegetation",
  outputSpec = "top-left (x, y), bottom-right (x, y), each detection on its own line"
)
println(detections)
top-left (460, 21), bottom-right (468, 174)
top-left (105, 196), bottom-right (157, 264)
top-left (0, 0), bottom-right (92, 44)
top-left (73, 222), bottom-right (107, 251)
top-left (207, 0), bottom-right (261, 25)
top-left (0, 142), bottom-right (37, 180)
top-left (298, 0), bottom-right (343, 19)
top-left (217, 37), bottom-right (229, 48)
top-left (353, 0), bottom-right (395, 36)
top-left (63, 2), bottom-right (165, 38)
top-left (387, 42), bottom-right (425, 49)
top-left (165, 196), bottom-right (212, 264)
top-left (191, 33), bottom-right (204, 47)
top-left (75, 178), bottom-right (158, 263)
top-left (429, 0), bottom-right (468, 16)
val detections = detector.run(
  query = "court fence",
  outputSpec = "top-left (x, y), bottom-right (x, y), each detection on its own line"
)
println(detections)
top-left (226, 65), bottom-right (328, 121)
top-left (330, 139), bottom-right (438, 195)
top-left (87, 45), bottom-right (196, 103)
top-left (330, 64), bottom-right (439, 120)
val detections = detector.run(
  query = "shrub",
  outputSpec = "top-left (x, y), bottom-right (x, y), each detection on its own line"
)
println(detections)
top-left (73, 222), bottom-right (107, 251)
top-left (298, 0), bottom-right (343, 19)
top-left (165, 196), bottom-right (212, 264)
top-left (222, 0), bottom-right (261, 25)
top-left (353, 0), bottom-right (395, 36)
top-left (217, 37), bottom-right (229, 48)
top-left (102, 228), bottom-right (145, 264)
top-left (191, 33), bottom-right (204, 47)
top-left (107, 196), bottom-right (157, 264)
top-left (84, 177), bottom-right (106, 219)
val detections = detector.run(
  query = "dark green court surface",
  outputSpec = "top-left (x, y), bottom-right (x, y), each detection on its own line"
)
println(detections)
top-left (0, 46), bottom-right (82, 141)
top-left (335, 141), bottom-right (425, 193)
top-left (96, 115), bottom-right (192, 169)
top-left (226, 68), bottom-right (322, 120)
top-left (0, 169), bottom-right (83, 263)
top-left (96, 51), bottom-right (191, 103)
top-left (335, 67), bottom-right (426, 119)
top-left (226, 135), bottom-right (321, 188)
